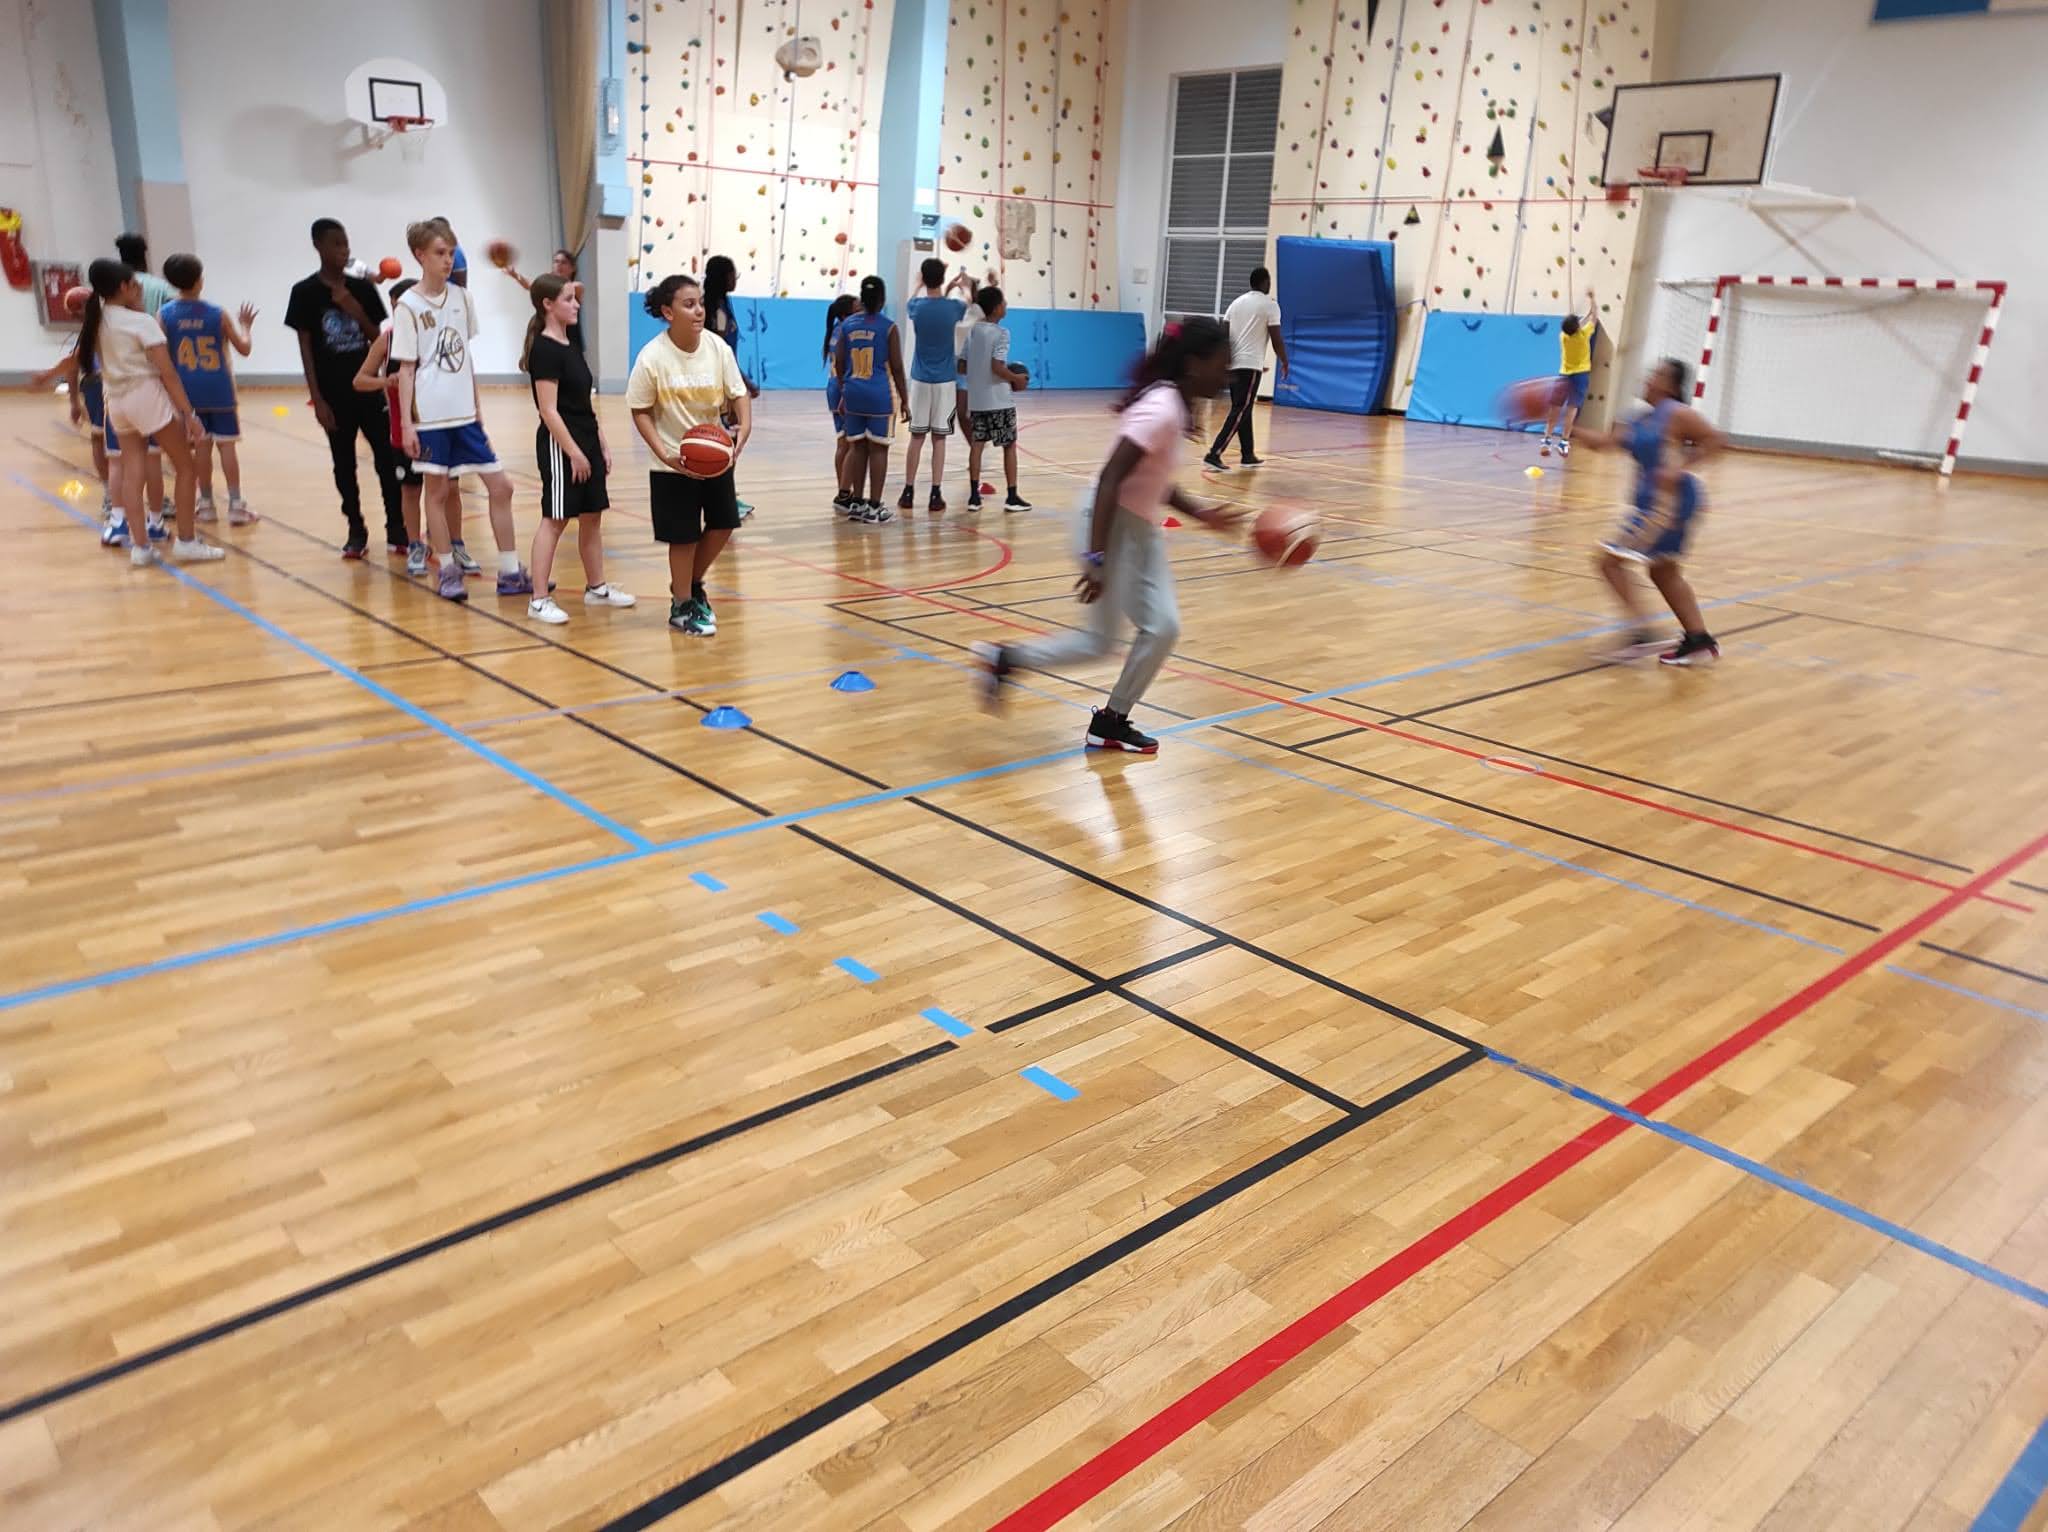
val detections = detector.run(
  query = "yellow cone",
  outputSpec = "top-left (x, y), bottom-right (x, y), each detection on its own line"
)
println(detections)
top-left (61, 479), bottom-right (84, 499)
top-left (273, 404), bottom-right (290, 417)
top-left (1525, 465), bottom-right (1544, 479)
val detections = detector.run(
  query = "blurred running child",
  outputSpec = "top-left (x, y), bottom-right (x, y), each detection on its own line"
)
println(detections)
top-left (159, 253), bottom-right (258, 525)
top-left (1579, 356), bottom-right (1724, 666)
top-left (963, 285), bottom-right (1031, 513)
top-left (974, 318), bottom-right (1237, 753)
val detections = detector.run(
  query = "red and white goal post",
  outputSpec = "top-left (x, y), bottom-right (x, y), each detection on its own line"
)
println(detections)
top-left (1690, 275), bottom-right (2007, 477)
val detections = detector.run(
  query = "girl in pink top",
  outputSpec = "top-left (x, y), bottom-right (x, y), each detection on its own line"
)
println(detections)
top-left (975, 317), bottom-right (1238, 753)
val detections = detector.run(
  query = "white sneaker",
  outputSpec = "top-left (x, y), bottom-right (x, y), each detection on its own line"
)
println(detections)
top-left (129, 544), bottom-right (160, 567)
top-left (195, 493), bottom-right (217, 523)
top-left (171, 537), bottom-right (226, 563)
top-left (528, 596), bottom-right (570, 625)
top-left (583, 583), bottom-right (637, 608)
top-left (227, 497), bottom-right (258, 526)
top-left (1558, 438), bottom-right (1572, 458)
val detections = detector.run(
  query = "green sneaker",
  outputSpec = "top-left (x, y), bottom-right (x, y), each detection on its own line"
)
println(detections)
top-left (668, 596), bottom-right (695, 632)
top-left (690, 593), bottom-right (717, 635)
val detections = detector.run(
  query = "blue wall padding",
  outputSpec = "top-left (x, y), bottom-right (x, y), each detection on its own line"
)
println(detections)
top-left (1272, 236), bottom-right (1398, 416)
top-left (628, 299), bottom-right (1144, 392)
top-left (1408, 311), bottom-right (1563, 432)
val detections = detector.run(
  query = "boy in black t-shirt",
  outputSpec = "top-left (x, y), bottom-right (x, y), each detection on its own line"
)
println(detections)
top-left (522, 275), bottom-right (630, 624)
top-left (284, 218), bottom-right (406, 556)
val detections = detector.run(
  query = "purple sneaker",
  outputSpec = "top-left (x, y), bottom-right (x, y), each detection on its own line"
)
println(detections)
top-left (437, 563), bottom-right (469, 602)
top-left (497, 567), bottom-right (534, 597)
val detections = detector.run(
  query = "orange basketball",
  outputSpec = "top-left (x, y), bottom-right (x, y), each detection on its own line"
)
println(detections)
top-left (485, 238), bottom-right (517, 270)
top-left (678, 422), bottom-right (735, 476)
top-left (1252, 505), bottom-right (1320, 568)
top-left (944, 221), bottom-right (972, 252)
top-left (378, 256), bottom-right (403, 280)
top-left (1500, 374), bottom-right (1565, 423)
top-left (62, 285), bottom-right (89, 317)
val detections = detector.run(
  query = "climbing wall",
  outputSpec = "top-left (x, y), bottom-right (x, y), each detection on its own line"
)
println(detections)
top-left (628, 0), bottom-right (896, 299)
top-left (1272, 0), bottom-right (1660, 411)
top-left (937, 0), bottom-right (1126, 309)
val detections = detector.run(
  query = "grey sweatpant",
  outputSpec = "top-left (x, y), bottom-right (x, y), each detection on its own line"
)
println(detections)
top-left (1008, 505), bottom-right (1180, 715)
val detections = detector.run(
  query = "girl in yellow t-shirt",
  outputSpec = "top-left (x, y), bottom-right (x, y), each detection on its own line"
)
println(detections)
top-left (1542, 288), bottom-right (1598, 458)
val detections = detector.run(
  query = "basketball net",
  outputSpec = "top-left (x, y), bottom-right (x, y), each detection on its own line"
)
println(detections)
top-left (386, 115), bottom-right (434, 165)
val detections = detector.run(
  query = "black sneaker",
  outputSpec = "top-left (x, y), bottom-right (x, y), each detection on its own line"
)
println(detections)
top-left (341, 528), bottom-right (369, 560)
top-left (1239, 455), bottom-right (1265, 468)
top-left (897, 484), bottom-right (915, 511)
top-left (667, 596), bottom-right (694, 632)
top-left (1004, 488), bottom-right (1033, 512)
top-left (1086, 708), bottom-right (1159, 754)
top-left (867, 500), bottom-right (895, 524)
top-left (1202, 453), bottom-right (1225, 471)
top-left (966, 491), bottom-right (984, 513)
top-left (833, 490), bottom-right (855, 515)
top-left (1658, 632), bottom-right (1719, 667)
top-left (929, 486), bottom-right (947, 513)
top-left (972, 642), bottom-right (1012, 712)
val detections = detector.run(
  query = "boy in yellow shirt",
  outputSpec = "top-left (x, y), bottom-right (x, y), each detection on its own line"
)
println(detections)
top-left (1542, 288), bottom-right (1598, 458)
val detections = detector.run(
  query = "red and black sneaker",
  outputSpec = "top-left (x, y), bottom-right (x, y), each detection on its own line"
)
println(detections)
top-left (1658, 631), bottom-right (1720, 667)
top-left (972, 642), bottom-right (1012, 713)
top-left (1086, 707), bottom-right (1159, 754)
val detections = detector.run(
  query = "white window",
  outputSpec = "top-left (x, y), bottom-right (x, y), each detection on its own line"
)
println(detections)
top-left (1159, 68), bottom-right (1281, 328)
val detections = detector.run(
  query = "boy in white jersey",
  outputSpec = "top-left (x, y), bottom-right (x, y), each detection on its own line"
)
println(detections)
top-left (391, 219), bottom-right (529, 603)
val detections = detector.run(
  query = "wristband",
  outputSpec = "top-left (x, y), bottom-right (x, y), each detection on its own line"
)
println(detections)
top-left (1081, 550), bottom-right (1105, 567)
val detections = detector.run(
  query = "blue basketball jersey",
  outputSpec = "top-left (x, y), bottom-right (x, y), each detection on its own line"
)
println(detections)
top-left (834, 310), bottom-right (894, 415)
top-left (159, 299), bottom-right (237, 410)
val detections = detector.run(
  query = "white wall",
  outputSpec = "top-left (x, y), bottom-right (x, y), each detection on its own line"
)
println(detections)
top-left (1625, 0), bottom-right (2047, 469)
top-left (164, 0), bottom-right (554, 379)
top-left (1114, 0), bottom-right (1289, 330)
top-left (0, 0), bottom-right (124, 376)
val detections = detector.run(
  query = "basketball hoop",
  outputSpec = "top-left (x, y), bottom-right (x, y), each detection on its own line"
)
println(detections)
top-left (1638, 165), bottom-right (1691, 189)
top-left (383, 114), bottom-right (434, 164)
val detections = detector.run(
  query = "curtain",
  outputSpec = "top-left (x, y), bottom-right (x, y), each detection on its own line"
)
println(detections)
top-left (545, 0), bottom-right (600, 257)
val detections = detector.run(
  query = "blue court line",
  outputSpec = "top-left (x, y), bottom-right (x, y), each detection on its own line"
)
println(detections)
top-left (1491, 1052), bottom-right (2048, 1310)
top-left (1020, 1065), bottom-right (1080, 1101)
top-left (1886, 965), bottom-right (2048, 1026)
top-left (690, 872), bottom-right (727, 892)
top-left (835, 957), bottom-right (880, 983)
top-left (14, 473), bottom-right (650, 851)
top-left (920, 1006), bottom-right (974, 1038)
top-left (1974, 1416), bottom-right (2048, 1532)
top-left (757, 911), bottom-right (799, 935)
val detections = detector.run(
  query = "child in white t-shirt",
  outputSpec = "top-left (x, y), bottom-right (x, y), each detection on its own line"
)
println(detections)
top-left (391, 218), bottom-right (529, 603)
top-left (79, 257), bottom-right (223, 567)
top-left (974, 317), bottom-right (1239, 754)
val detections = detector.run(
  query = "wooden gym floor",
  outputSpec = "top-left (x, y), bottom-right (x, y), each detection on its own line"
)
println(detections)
top-left (3, 382), bottom-right (2046, 1532)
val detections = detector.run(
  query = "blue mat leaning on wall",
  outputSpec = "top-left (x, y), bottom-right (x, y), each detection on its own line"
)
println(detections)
top-left (627, 299), bottom-right (1142, 391)
top-left (1408, 311), bottom-right (1569, 432)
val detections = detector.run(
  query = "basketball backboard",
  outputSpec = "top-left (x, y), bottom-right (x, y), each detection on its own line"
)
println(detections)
top-left (343, 57), bottom-right (450, 130)
top-left (1598, 74), bottom-right (1781, 188)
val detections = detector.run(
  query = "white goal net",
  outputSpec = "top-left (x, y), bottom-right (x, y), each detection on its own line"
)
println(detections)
top-left (1641, 278), bottom-right (1998, 470)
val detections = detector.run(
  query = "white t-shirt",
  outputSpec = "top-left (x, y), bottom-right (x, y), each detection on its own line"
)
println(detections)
top-left (623, 330), bottom-right (748, 470)
top-left (1114, 382), bottom-right (1187, 526)
top-left (390, 284), bottom-right (480, 429)
top-left (965, 322), bottom-right (1012, 413)
top-left (98, 305), bottom-right (166, 389)
top-left (1224, 288), bottom-right (1283, 371)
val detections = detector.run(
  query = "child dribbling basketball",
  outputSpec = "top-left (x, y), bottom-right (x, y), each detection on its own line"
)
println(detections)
top-left (974, 318), bottom-right (1239, 753)
top-left (1578, 357), bottom-right (1725, 666)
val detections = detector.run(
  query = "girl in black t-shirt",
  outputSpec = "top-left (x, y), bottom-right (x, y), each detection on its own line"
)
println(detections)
top-left (522, 275), bottom-right (632, 625)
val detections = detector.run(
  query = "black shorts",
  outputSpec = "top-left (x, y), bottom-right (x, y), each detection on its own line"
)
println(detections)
top-left (650, 468), bottom-right (741, 544)
top-left (971, 408), bottom-right (1018, 446)
top-left (537, 424), bottom-right (610, 519)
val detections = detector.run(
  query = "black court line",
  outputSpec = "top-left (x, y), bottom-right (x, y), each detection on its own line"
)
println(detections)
top-left (594, 1047), bottom-right (1484, 1531)
top-left (1748, 604), bottom-right (2048, 661)
top-left (1917, 943), bottom-right (2048, 989)
top-left (1402, 720), bottom-right (1975, 873)
top-left (0, 941), bottom-right (1229, 1427)
top-left (2013, 881), bottom-right (2048, 899)
top-left (1210, 725), bottom-right (1880, 934)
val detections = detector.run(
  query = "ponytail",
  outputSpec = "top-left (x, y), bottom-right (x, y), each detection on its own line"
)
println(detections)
top-left (78, 258), bottom-right (133, 384)
top-left (822, 293), bottom-right (857, 360)
top-left (1117, 315), bottom-right (1228, 428)
top-left (522, 273), bottom-right (570, 372)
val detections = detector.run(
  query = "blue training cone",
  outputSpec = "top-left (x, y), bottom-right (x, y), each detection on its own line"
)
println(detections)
top-left (830, 670), bottom-right (877, 693)
top-left (702, 704), bottom-right (751, 730)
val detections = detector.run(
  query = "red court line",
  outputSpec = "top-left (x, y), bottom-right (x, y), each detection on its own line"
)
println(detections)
top-left (989, 825), bottom-right (2048, 1531)
top-left (805, 554), bottom-right (2025, 914)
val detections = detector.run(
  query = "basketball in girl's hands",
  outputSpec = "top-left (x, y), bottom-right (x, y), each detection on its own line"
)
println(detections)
top-left (944, 221), bottom-right (972, 252)
top-left (1500, 374), bottom-right (1565, 423)
top-left (1252, 505), bottom-right (1321, 568)
top-left (378, 256), bottom-right (402, 280)
top-left (678, 422), bottom-right (735, 476)
top-left (62, 285), bottom-right (89, 317)
top-left (486, 239), bottom-right (517, 270)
